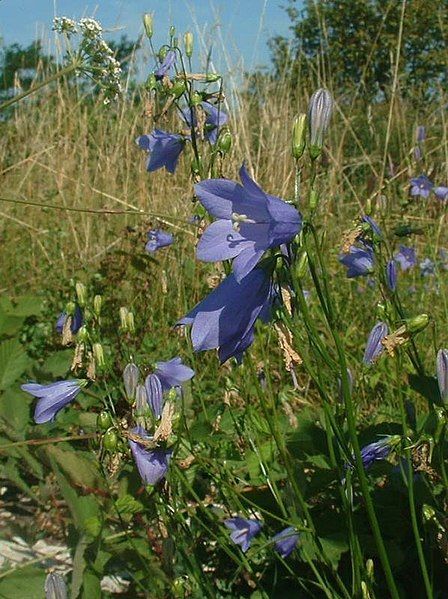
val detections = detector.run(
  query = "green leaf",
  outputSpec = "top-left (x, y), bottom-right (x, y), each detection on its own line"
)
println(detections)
top-left (0, 339), bottom-right (31, 390)
top-left (45, 445), bottom-right (103, 490)
top-left (41, 349), bottom-right (73, 377)
top-left (115, 494), bottom-right (144, 516)
top-left (0, 566), bottom-right (46, 599)
top-left (0, 386), bottom-right (31, 437)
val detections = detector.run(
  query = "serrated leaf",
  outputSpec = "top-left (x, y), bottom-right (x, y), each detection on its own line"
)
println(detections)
top-left (0, 339), bottom-right (30, 390)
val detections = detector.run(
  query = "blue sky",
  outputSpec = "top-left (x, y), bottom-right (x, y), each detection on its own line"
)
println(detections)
top-left (0, 0), bottom-right (295, 71)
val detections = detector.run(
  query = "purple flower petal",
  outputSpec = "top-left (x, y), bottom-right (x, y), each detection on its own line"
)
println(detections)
top-left (129, 426), bottom-right (171, 485)
top-left (273, 527), bottom-right (300, 558)
top-left (363, 322), bottom-right (388, 365)
top-left (224, 517), bottom-right (262, 552)
top-left (21, 380), bottom-right (85, 424)
top-left (154, 357), bottom-right (195, 391)
top-left (145, 374), bottom-right (164, 419)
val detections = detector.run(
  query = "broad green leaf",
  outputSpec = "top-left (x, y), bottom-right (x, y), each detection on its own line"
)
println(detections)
top-left (0, 339), bottom-right (31, 390)
top-left (42, 349), bottom-right (73, 377)
top-left (0, 566), bottom-right (46, 599)
top-left (45, 445), bottom-right (103, 490)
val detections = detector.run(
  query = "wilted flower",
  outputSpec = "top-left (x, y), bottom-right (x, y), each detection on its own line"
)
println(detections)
top-left (137, 130), bottom-right (186, 174)
top-left (410, 175), bottom-right (433, 198)
top-left (272, 527), bottom-right (300, 558)
top-left (437, 349), bottom-right (448, 404)
top-left (386, 259), bottom-right (397, 291)
top-left (145, 229), bottom-right (174, 253)
top-left (420, 258), bottom-right (435, 277)
top-left (179, 267), bottom-right (274, 363)
top-left (123, 362), bottom-right (140, 399)
top-left (195, 164), bottom-right (302, 281)
top-left (224, 517), bottom-right (262, 552)
top-left (56, 305), bottom-right (83, 334)
top-left (363, 322), bottom-right (388, 365)
top-left (145, 357), bottom-right (194, 418)
top-left (128, 426), bottom-right (171, 485)
top-left (45, 572), bottom-right (67, 599)
top-left (308, 88), bottom-right (333, 158)
top-left (360, 436), bottom-right (398, 469)
top-left (394, 245), bottom-right (417, 271)
top-left (339, 243), bottom-right (374, 278)
top-left (434, 186), bottom-right (448, 201)
top-left (21, 379), bottom-right (87, 423)
top-left (155, 49), bottom-right (176, 79)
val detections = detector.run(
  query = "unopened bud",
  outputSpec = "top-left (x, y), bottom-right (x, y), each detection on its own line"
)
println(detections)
top-left (184, 31), bottom-right (193, 57)
top-left (366, 558), bottom-right (374, 580)
top-left (92, 343), bottom-right (105, 367)
top-left (126, 311), bottom-right (135, 333)
top-left (97, 411), bottom-right (113, 431)
top-left (75, 282), bottom-right (87, 307)
top-left (295, 251), bottom-right (308, 278)
top-left (103, 428), bottom-right (119, 452)
top-left (93, 295), bottom-right (102, 316)
top-left (205, 73), bottom-right (220, 83)
top-left (309, 189), bottom-right (319, 210)
top-left (292, 113), bottom-right (306, 160)
top-left (171, 79), bottom-right (186, 98)
top-left (143, 13), bottom-right (154, 39)
top-left (145, 73), bottom-right (157, 91)
top-left (308, 88), bottom-right (333, 160)
top-left (119, 307), bottom-right (129, 330)
top-left (123, 363), bottom-right (140, 400)
top-left (77, 325), bottom-right (89, 342)
top-left (361, 581), bottom-right (371, 599)
top-left (191, 91), bottom-right (202, 106)
top-left (66, 301), bottom-right (76, 315)
top-left (159, 46), bottom-right (168, 61)
top-left (404, 313), bottom-right (430, 334)
top-left (217, 129), bottom-right (232, 154)
top-left (45, 572), bottom-right (67, 599)
top-left (169, 25), bottom-right (176, 38)
top-left (437, 349), bottom-right (448, 404)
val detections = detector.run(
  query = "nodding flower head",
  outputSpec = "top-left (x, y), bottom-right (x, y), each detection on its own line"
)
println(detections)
top-left (359, 436), bottom-right (399, 469)
top-left (145, 357), bottom-right (194, 418)
top-left (154, 49), bottom-right (176, 80)
top-left (145, 229), bottom-right (174, 253)
top-left (128, 426), bottom-right (171, 485)
top-left (386, 259), bottom-right (397, 291)
top-left (272, 527), bottom-right (300, 558)
top-left (434, 186), bottom-right (448, 201)
top-left (224, 517), bottom-right (262, 552)
top-left (363, 321), bottom-right (388, 365)
top-left (136, 130), bottom-right (185, 174)
top-left (339, 243), bottom-right (374, 278)
top-left (21, 379), bottom-right (87, 424)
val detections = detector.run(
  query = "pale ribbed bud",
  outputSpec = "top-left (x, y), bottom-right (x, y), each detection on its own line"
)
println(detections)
top-left (45, 573), bottom-right (67, 599)
top-left (308, 88), bottom-right (333, 159)
top-left (184, 31), bottom-right (193, 57)
top-left (142, 13), bottom-right (153, 39)
top-left (123, 362), bottom-right (140, 399)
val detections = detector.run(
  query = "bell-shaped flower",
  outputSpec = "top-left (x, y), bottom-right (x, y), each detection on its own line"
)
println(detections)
top-left (437, 349), bottom-right (448, 404)
top-left (195, 164), bottom-right (302, 281)
top-left (136, 130), bottom-right (185, 174)
top-left (363, 322), bottom-right (388, 365)
top-left (182, 101), bottom-right (228, 145)
top-left (128, 426), bottom-right (171, 485)
top-left (224, 517), bottom-right (262, 552)
top-left (56, 305), bottom-right (83, 334)
top-left (154, 49), bottom-right (176, 80)
top-left (145, 229), bottom-right (174, 253)
top-left (434, 186), bottom-right (448, 201)
top-left (21, 379), bottom-right (87, 423)
top-left (178, 266), bottom-right (273, 363)
top-left (272, 527), bottom-right (300, 558)
top-left (123, 362), bottom-right (140, 400)
top-left (145, 357), bottom-right (194, 418)
top-left (339, 243), bottom-right (374, 278)
top-left (360, 436), bottom-right (397, 469)
top-left (410, 174), bottom-right (433, 198)
top-left (394, 245), bottom-right (416, 271)
top-left (45, 572), bottom-right (67, 599)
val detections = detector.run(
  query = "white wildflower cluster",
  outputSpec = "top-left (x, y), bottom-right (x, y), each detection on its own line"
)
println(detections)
top-left (53, 16), bottom-right (122, 103)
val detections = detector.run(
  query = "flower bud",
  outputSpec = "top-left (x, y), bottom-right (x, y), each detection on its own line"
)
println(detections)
top-left (363, 321), bottom-right (388, 365)
top-left (126, 311), bottom-right (135, 333)
top-left (123, 362), bottom-right (140, 400)
top-left (309, 189), bottom-right (319, 210)
top-left (92, 343), bottom-right (105, 367)
top-left (169, 26), bottom-right (176, 38)
top-left (437, 349), bottom-right (448, 404)
top-left (76, 325), bottom-right (89, 342)
top-left (171, 79), bottom-right (186, 98)
top-left (97, 410), bottom-right (113, 431)
top-left (135, 384), bottom-right (149, 414)
top-left (103, 428), bottom-right (119, 452)
top-left (295, 251), bottom-right (308, 278)
top-left (292, 113), bottom-right (306, 160)
top-left (217, 130), bottom-right (232, 154)
top-left (205, 73), bottom-right (221, 83)
top-left (416, 125), bottom-right (426, 143)
top-left (386, 259), bottom-right (397, 292)
top-left (45, 572), bottom-right (67, 599)
top-left (422, 504), bottom-right (436, 524)
top-left (191, 91), bottom-right (203, 106)
top-left (366, 558), bottom-right (374, 581)
top-left (143, 13), bottom-right (154, 39)
top-left (119, 307), bottom-right (129, 330)
top-left (308, 88), bottom-right (333, 160)
top-left (93, 294), bottom-right (102, 316)
top-left (404, 313), bottom-right (429, 334)
top-left (159, 46), bottom-right (168, 61)
top-left (66, 301), bottom-right (76, 315)
top-left (75, 282), bottom-right (87, 307)
top-left (145, 73), bottom-right (157, 91)
top-left (184, 31), bottom-right (193, 57)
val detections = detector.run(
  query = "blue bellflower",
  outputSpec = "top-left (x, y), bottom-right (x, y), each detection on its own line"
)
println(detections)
top-left (182, 102), bottom-right (228, 145)
top-left (420, 258), bottom-right (435, 277)
top-left (21, 379), bottom-right (86, 424)
top-left (363, 322), bottom-right (388, 365)
top-left (360, 436), bottom-right (395, 469)
top-left (154, 50), bottom-right (176, 80)
top-left (386, 259), bottom-right (397, 291)
top-left (362, 215), bottom-right (382, 237)
top-left (129, 426), bottom-right (172, 485)
top-left (137, 130), bottom-right (185, 174)
top-left (394, 245), bottom-right (416, 271)
top-left (145, 229), bottom-right (174, 253)
top-left (56, 305), bottom-right (83, 334)
top-left (339, 244), bottom-right (374, 278)
top-left (434, 186), bottom-right (448, 201)
top-left (195, 165), bottom-right (302, 281)
top-left (416, 125), bottom-right (426, 143)
top-left (145, 357), bottom-right (194, 418)
top-left (224, 517), bottom-right (262, 552)
top-left (179, 267), bottom-right (273, 363)
top-left (410, 175), bottom-right (433, 198)
top-left (272, 527), bottom-right (300, 558)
